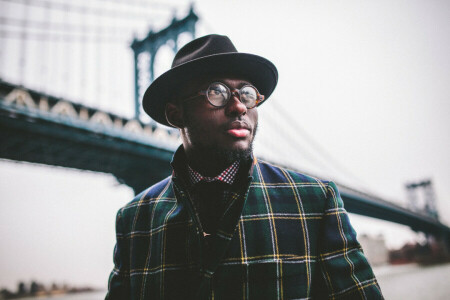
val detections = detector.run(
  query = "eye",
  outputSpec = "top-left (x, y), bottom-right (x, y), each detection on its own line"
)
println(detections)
top-left (207, 83), bottom-right (229, 106)
top-left (240, 86), bottom-right (258, 104)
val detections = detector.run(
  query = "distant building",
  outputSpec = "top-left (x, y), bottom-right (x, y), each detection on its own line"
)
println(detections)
top-left (358, 234), bottom-right (389, 266)
top-left (389, 237), bottom-right (450, 265)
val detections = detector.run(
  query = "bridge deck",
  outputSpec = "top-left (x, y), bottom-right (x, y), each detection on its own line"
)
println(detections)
top-left (1, 80), bottom-right (449, 239)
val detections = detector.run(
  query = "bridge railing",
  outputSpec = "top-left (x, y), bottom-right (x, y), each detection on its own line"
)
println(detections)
top-left (0, 79), bottom-right (180, 148)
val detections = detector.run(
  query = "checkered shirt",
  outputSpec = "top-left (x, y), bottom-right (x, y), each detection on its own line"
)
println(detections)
top-left (186, 161), bottom-right (240, 234)
top-left (187, 161), bottom-right (240, 185)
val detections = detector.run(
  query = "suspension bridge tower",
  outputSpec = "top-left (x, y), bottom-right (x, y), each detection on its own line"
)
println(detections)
top-left (131, 6), bottom-right (198, 121)
top-left (406, 179), bottom-right (439, 219)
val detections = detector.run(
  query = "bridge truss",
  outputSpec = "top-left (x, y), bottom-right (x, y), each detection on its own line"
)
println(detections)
top-left (1, 80), bottom-right (449, 244)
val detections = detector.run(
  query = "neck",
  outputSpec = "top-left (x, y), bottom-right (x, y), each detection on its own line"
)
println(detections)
top-left (184, 146), bottom-right (252, 177)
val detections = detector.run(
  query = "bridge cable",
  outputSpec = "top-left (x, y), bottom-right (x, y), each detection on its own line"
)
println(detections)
top-left (38, 2), bottom-right (51, 93)
top-left (260, 116), bottom-right (376, 196)
top-left (79, 2), bottom-right (88, 105)
top-left (17, 0), bottom-right (30, 85)
top-left (0, 29), bottom-right (131, 43)
top-left (96, 2), bottom-right (104, 108)
top-left (270, 104), bottom-right (372, 190)
top-left (94, 0), bottom-right (176, 10)
top-left (0, 1), bottom-right (9, 75)
top-left (0, 16), bottom-right (143, 34)
top-left (61, 2), bottom-right (71, 100)
top-left (258, 103), bottom-right (335, 174)
top-left (261, 104), bottom-right (336, 174)
top-left (0, 0), bottom-right (172, 21)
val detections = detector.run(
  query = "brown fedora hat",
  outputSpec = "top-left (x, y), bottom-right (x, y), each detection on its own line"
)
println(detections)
top-left (142, 34), bottom-right (278, 127)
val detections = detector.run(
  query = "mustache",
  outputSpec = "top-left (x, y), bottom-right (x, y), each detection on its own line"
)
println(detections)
top-left (223, 120), bottom-right (252, 131)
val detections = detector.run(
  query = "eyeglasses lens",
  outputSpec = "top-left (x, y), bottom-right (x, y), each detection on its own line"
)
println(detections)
top-left (240, 86), bottom-right (258, 108)
top-left (207, 83), bottom-right (259, 108)
top-left (207, 83), bottom-right (229, 107)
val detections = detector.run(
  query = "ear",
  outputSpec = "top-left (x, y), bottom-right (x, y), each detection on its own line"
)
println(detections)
top-left (165, 102), bottom-right (185, 128)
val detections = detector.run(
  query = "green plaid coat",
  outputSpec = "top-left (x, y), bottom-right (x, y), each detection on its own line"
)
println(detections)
top-left (106, 157), bottom-right (383, 300)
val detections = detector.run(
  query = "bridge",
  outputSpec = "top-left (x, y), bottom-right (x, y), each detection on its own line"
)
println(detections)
top-left (1, 1), bottom-right (449, 247)
top-left (1, 79), bottom-right (449, 243)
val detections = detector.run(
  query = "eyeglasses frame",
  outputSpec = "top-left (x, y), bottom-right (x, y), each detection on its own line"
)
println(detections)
top-left (181, 82), bottom-right (265, 109)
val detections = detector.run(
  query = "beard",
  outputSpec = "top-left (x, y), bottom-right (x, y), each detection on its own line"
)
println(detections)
top-left (183, 106), bottom-right (257, 171)
top-left (187, 142), bottom-right (254, 167)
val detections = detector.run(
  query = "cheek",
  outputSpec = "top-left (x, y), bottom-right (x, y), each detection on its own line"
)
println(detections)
top-left (184, 109), bottom-right (222, 138)
top-left (192, 108), bottom-right (223, 128)
top-left (248, 110), bottom-right (258, 129)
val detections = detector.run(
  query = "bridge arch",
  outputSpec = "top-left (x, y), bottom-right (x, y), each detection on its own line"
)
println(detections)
top-left (153, 43), bottom-right (175, 80)
top-left (130, 7), bottom-right (198, 121)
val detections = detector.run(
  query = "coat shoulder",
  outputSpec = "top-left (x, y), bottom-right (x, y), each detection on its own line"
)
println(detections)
top-left (118, 176), bottom-right (173, 218)
top-left (255, 159), bottom-right (329, 186)
top-left (254, 159), bottom-right (331, 209)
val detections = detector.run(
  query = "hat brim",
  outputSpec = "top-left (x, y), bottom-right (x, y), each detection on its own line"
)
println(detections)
top-left (143, 52), bottom-right (278, 127)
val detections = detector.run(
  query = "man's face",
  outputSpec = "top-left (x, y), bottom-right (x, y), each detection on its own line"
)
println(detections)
top-left (180, 77), bottom-right (259, 163)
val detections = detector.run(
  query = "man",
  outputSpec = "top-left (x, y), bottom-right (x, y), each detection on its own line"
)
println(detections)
top-left (106, 34), bottom-right (383, 299)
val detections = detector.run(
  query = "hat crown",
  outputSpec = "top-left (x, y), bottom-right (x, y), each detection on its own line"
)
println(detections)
top-left (144, 34), bottom-right (278, 127)
top-left (172, 34), bottom-right (238, 68)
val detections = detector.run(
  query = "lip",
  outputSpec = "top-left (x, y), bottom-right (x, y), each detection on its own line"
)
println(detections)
top-left (226, 121), bottom-right (250, 131)
top-left (225, 121), bottom-right (251, 138)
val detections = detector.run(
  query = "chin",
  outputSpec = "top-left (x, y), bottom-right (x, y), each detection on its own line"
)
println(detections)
top-left (225, 141), bottom-right (251, 152)
top-left (220, 142), bottom-right (253, 162)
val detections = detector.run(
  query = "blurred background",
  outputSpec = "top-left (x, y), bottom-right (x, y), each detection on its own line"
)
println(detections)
top-left (0, 0), bottom-right (449, 299)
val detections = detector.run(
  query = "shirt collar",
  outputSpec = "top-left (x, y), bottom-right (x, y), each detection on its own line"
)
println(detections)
top-left (187, 161), bottom-right (240, 186)
top-left (170, 145), bottom-right (255, 188)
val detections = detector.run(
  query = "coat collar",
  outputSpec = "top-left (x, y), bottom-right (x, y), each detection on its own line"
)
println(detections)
top-left (170, 145), bottom-right (257, 189)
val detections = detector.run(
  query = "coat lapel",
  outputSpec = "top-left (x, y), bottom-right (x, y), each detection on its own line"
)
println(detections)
top-left (196, 160), bottom-right (262, 297)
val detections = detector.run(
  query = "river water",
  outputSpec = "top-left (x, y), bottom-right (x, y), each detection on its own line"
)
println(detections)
top-left (13, 263), bottom-right (450, 299)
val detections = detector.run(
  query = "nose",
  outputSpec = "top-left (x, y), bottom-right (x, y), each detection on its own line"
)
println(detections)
top-left (225, 91), bottom-right (247, 117)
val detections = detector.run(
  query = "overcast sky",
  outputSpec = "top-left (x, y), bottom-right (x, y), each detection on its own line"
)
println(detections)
top-left (1, 0), bottom-right (449, 291)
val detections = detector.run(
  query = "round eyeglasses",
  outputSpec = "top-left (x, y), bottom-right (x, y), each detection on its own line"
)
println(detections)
top-left (183, 82), bottom-right (265, 109)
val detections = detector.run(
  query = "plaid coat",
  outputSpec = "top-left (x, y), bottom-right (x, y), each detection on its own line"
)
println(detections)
top-left (106, 158), bottom-right (383, 300)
